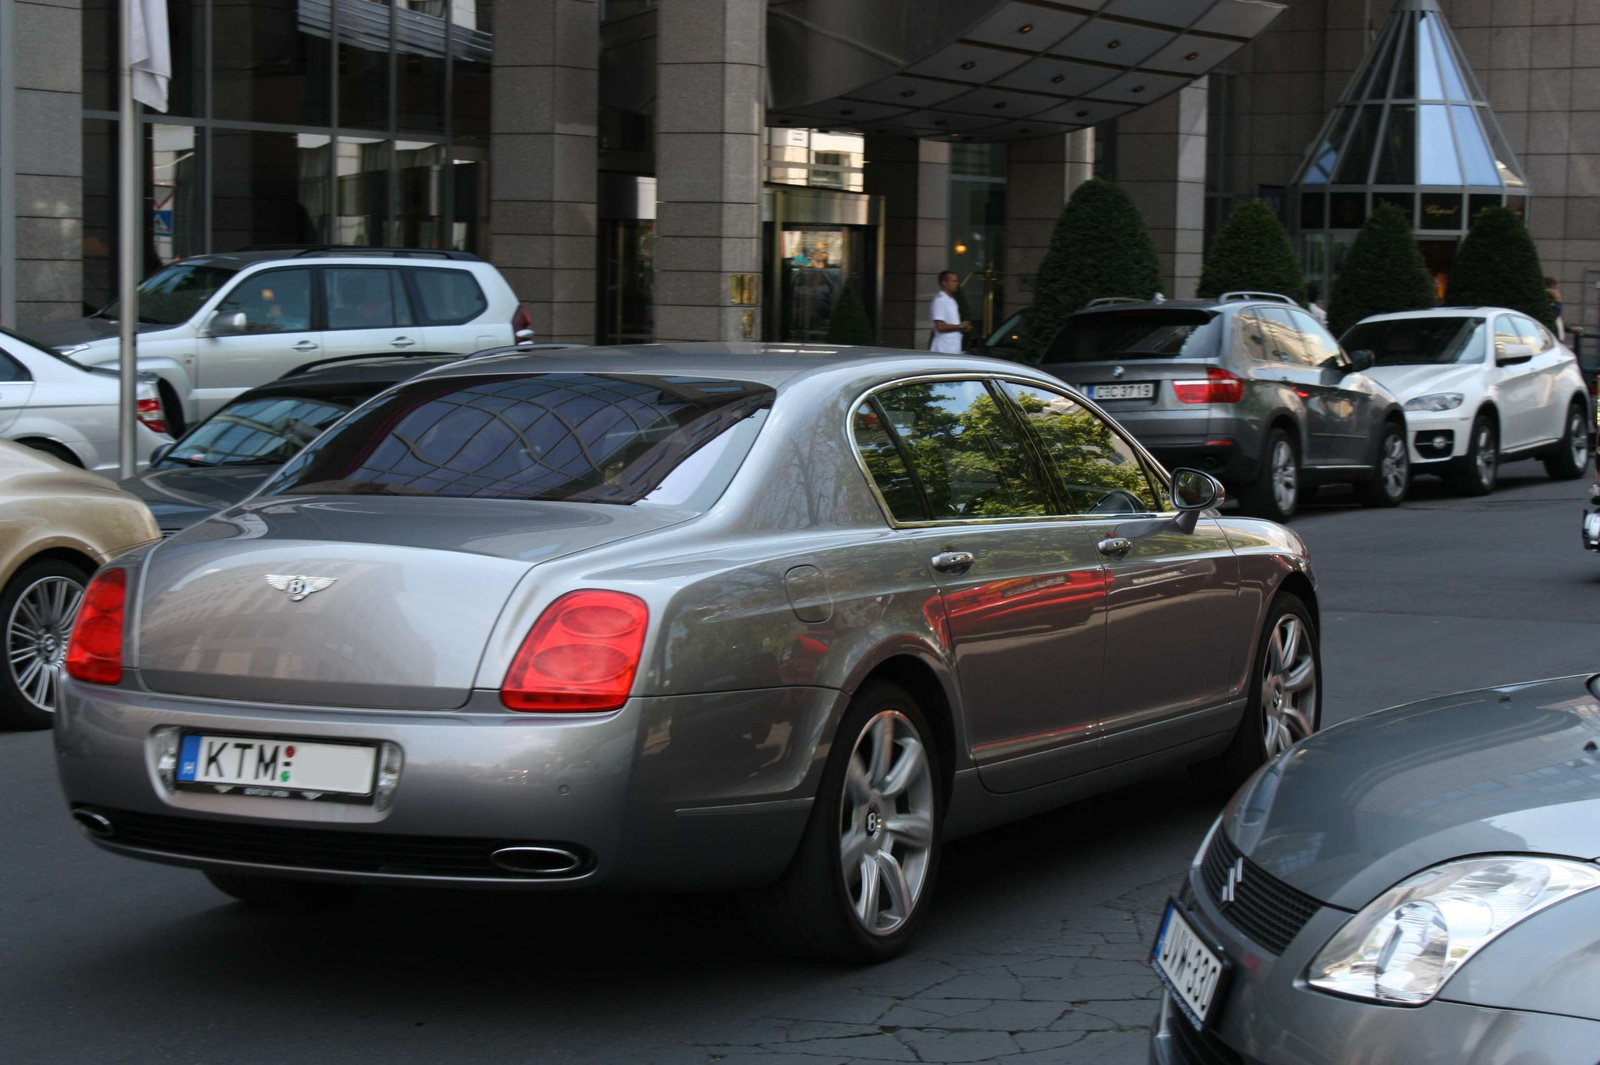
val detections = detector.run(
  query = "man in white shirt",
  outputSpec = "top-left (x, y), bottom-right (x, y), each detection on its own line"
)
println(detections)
top-left (930, 270), bottom-right (970, 353)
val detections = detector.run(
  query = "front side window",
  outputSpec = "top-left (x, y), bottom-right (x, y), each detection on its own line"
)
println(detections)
top-left (1257, 307), bottom-right (1313, 365)
top-left (1292, 310), bottom-right (1345, 368)
top-left (1493, 316), bottom-right (1523, 359)
top-left (868, 380), bottom-right (1051, 520)
top-left (102, 262), bottom-right (237, 325)
top-left (999, 382), bottom-right (1163, 514)
top-left (265, 373), bottom-right (773, 512)
top-left (324, 268), bottom-right (412, 330)
top-left (410, 268), bottom-right (488, 325)
top-left (1044, 309), bottom-right (1220, 364)
top-left (216, 269), bottom-right (314, 334)
top-left (1510, 315), bottom-right (1552, 353)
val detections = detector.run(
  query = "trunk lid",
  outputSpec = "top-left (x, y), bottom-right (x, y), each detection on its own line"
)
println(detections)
top-left (136, 496), bottom-right (682, 708)
top-left (1037, 307), bottom-right (1226, 413)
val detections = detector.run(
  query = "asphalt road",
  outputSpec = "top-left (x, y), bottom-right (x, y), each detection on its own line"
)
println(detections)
top-left (4, 463), bottom-right (1597, 1065)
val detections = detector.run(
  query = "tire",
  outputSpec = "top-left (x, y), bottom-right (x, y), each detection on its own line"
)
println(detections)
top-left (1239, 428), bottom-right (1299, 522)
top-left (1450, 413), bottom-right (1498, 496)
top-left (1190, 591), bottom-right (1320, 799)
top-left (742, 682), bottom-right (942, 963)
top-left (204, 871), bottom-right (357, 910)
top-left (0, 557), bottom-right (89, 730)
top-left (1543, 399), bottom-right (1591, 481)
top-left (1360, 421), bottom-right (1409, 508)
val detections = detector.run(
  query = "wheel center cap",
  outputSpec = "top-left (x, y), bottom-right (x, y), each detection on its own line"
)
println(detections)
top-left (865, 807), bottom-right (881, 837)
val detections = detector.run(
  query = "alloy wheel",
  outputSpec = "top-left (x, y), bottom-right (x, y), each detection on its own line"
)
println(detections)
top-left (1271, 439), bottom-right (1297, 516)
top-left (1380, 431), bottom-right (1408, 500)
top-left (840, 710), bottom-right (935, 937)
top-left (1260, 613), bottom-right (1316, 757)
top-left (7, 575), bottom-right (84, 713)
top-left (1570, 407), bottom-right (1590, 470)
top-left (1475, 421), bottom-right (1498, 490)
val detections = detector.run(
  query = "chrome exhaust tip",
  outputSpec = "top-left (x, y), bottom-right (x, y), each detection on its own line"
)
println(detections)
top-left (72, 808), bottom-right (115, 839)
top-left (489, 844), bottom-right (585, 876)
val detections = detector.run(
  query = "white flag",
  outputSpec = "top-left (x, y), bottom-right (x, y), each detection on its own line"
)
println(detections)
top-left (127, 0), bottom-right (171, 113)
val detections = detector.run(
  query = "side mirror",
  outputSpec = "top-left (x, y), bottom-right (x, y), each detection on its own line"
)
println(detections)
top-left (1344, 349), bottom-right (1375, 373)
top-left (1170, 467), bottom-right (1225, 533)
top-left (148, 442), bottom-right (173, 465)
top-left (204, 310), bottom-right (247, 337)
top-left (1498, 342), bottom-right (1535, 366)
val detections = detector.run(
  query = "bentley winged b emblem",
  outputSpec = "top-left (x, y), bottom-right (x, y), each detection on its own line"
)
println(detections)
top-left (265, 575), bottom-right (337, 602)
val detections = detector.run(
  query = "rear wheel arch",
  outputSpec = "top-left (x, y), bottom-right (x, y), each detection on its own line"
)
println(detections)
top-left (853, 654), bottom-right (958, 805)
top-left (14, 437), bottom-right (83, 467)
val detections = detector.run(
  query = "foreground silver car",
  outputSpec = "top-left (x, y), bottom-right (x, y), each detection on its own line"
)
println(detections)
top-left (57, 345), bottom-right (1319, 961)
top-left (1149, 674), bottom-right (1600, 1064)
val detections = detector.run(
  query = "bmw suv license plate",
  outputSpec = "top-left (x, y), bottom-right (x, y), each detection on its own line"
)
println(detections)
top-left (1085, 382), bottom-right (1154, 400)
top-left (1151, 899), bottom-right (1231, 1030)
top-left (177, 733), bottom-right (377, 803)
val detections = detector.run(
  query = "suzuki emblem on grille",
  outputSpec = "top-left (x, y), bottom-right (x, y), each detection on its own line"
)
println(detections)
top-left (1112, 365), bottom-right (1126, 379)
top-left (1220, 856), bottom-right (1245, 905)
top-left (265, 575), bottom-right (337, 602)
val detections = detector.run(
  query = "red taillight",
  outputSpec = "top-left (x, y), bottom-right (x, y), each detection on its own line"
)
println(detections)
top-left (512, 305), bottom-right (533, 338)
top-left (501, 590), bottom-right (649, 712)
top-left (136, 396), bottom-right (168, 435)
top-left (65, 569), bottom-right (127, 686)
top-left (1173, 367), bottom-right (1245, 404)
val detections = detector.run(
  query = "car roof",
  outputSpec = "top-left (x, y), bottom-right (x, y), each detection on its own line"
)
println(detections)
top-left (402, 343), bottom-right (1044, 390)
top-left (1354, 307), bottom-right (1514, 324)
top-left (173, 248), bottom-right (483, 270)
top-left (1068, 296), bottom-right (1298, 316)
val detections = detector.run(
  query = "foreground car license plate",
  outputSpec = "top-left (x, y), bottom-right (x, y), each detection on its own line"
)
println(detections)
top-left (177, 734), bottom-right (377, 802)
top-left (1151, 899), bottom-right (1230, 1031)
top-left (1086, 382), bottom-right (1154, 400)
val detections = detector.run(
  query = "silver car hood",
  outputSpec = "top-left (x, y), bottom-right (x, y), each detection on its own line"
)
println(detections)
top-left (1224, 675), bottom-right (1600, 910)
top-left (136, 496), bottom-right (686, 708)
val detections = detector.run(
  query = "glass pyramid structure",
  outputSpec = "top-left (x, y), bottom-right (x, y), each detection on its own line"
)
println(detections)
top-left (1289, 0), bottom-right (1526, 240)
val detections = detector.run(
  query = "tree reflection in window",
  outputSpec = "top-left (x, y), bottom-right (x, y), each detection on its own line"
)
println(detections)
top-left (998, 384), bottom-right (1163, 515)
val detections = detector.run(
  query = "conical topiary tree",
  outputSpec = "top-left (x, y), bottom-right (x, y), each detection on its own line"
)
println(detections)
top-left (1016, 178), bottom-right (1163, 362)
top-left (1446, 205), bottom-right (1554, 328)
top-left (1327, 202), bottom-right (1437, 335)
top-left (824, 273), bottom-right (876, 345)
top-left (1197, 199), bottom-right (1307, 306)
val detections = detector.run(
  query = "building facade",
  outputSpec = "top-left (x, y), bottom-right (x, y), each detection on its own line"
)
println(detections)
top-left (1, 1), bottom-right (1596, 343)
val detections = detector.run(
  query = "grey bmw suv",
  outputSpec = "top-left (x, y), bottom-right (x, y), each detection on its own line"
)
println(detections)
top-left (1039, 294), bottom-right (1408, 521)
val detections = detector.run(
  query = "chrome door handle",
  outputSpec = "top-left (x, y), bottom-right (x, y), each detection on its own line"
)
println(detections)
top-left (391, 337), bottom-right (416, 348)
top-left (930, 550), bottom-right (975, 573)
top-left (293, 340), bottom-right (318, 353)
top-left (1097, 536), bottom-right (1133, 558)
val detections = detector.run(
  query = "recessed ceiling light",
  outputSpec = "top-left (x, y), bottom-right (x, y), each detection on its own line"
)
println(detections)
top-left (1076, 109), bottom-right (1090, 118)
top-left (1107, 39), bottom-right (1122, 49)
top-left (960, 60), bottom-right (977, 70)
top-left (900, 89), bottom-right (917, 98)
top-left (993, 102), bottom-right (1008, 109)
top-left (1131, 85), bottom-right (1146, 93)
top-left (840, 109), bottom-right (855, 115)
top-left (1021, 127), bottom-right (1032, 134)
top-left (1019, 23), bottom-right (1033, 33)
top-left (1051, 74), bottom-right (1066, 84)
top-left (1186, 51), bottom-right (1201, 61)
top-left (935, 119), bottom-right (948, 127)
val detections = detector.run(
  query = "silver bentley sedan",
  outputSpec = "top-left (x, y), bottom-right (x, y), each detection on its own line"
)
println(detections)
top-left (56, 345), bottom-right (1320, 962)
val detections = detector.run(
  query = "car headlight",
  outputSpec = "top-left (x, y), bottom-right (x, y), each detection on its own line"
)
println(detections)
top-left (1307, 856), bottom-right (1600, 1005)
top-left (1404, 393), bottom-right (1464, 412)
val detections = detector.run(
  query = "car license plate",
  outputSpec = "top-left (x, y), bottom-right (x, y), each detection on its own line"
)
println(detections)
top-left (1085, 382), bottom-right (1154, 400)
top-left (177, 733), bottom-right (377, 802)
top-left (1151, 899), bottom-right (1230, 1031)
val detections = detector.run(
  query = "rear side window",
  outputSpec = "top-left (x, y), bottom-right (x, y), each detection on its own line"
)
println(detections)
top-left (0, 349), bottom-right (29, 382)
top-left (409, 269), bottom-right (488, 325)
top-left (1043, 310), bottom-right (1219, 364)
top-left (264, 373), bottom-right (773, 512)
top-left (324, 268), bottom-right (414, 330)
top-left (866, 380), bottom-right (1051, 520)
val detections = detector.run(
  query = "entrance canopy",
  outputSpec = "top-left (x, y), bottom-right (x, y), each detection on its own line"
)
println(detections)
top-left (1290, 0), bottom-right (1526, 240)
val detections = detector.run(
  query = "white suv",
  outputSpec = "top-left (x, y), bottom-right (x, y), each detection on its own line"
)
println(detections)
top-left (29, 248), bottom-right (528, 433)
top-left (1341, 307), bottom-right (1591, 495)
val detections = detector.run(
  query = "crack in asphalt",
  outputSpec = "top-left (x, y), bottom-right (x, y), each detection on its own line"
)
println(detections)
top-left (621, 876), bottom-right (1180, 1064)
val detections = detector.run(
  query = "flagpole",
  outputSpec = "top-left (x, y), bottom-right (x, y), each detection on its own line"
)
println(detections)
top-left (117, 2), bottom-right (140, 479)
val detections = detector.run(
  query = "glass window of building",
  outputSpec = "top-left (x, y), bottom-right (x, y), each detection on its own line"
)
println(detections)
top-left (81, 0), bottom-right (497, 304)
top-left (765, 129), bottom-right (865, 192)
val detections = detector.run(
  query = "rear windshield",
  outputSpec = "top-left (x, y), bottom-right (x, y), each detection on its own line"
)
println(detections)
top-left (158, 392), bottom-right (371, 469)
top-left (263, 373), bottom-right (774, 511)
top-left (1042, 309), bottom-right (1220, 363)
top-left (1339, 317), bottom-right (1485, 366)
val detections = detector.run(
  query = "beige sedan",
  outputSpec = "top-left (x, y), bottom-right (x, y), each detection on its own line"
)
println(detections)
top-left (0, 440), bottom-right (158, 728)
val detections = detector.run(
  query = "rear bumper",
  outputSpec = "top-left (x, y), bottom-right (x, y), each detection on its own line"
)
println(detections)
top-left (1104, 408), bottom-right (1262, 484)
top-left (55, 674), bottom-right (836, 891)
